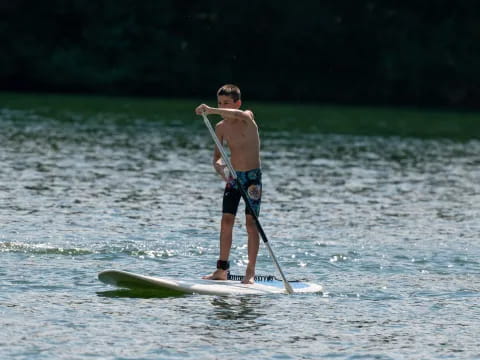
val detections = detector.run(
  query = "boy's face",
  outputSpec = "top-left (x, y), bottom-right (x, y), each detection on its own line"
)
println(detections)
top-left (217, 95), bottom-right (241, 109)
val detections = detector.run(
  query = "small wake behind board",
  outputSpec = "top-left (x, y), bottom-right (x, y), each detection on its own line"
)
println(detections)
top-left (98, 270), bottom-right (323, 296)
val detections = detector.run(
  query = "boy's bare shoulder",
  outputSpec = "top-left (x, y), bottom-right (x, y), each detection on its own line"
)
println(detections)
top-left (244, 110), bottom-right (257, 126)
top-left (238, 109), bottom-right (255, 125)
top-left (244, 109), bottom-right (254, 119)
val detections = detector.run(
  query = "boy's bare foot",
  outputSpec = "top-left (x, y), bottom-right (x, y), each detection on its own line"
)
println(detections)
top-left (241, 267), bottom-right (255, 284)
top-left (202, 269), bottom-right (228, 280)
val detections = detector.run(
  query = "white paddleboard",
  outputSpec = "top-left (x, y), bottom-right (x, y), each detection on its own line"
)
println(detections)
top-left (98, 270), bottom-right (323, 296)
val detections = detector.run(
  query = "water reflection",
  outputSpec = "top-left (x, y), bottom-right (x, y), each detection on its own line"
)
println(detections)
top-left (208, 296), bottom-right (267, 332)
top-left (96, 289), bottom-right (185, 299)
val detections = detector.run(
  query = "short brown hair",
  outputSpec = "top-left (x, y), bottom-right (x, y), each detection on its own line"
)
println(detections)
top-left (217, 84), bottom-right (241, 102)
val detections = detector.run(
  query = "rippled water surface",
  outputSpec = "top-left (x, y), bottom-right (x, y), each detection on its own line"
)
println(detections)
top-left (1, 107), bottom-right (480, 359)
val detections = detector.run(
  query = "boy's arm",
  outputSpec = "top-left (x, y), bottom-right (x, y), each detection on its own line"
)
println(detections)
top-left (196, 104), bottom-right (253, 123)
top-left (210, 108), bottom-right (253, 123)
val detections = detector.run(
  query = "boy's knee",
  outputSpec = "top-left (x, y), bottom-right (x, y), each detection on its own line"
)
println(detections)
top-left (221, 213), bottom-right (235, 227)
top-left (245, 215), bottom-right (257, 230)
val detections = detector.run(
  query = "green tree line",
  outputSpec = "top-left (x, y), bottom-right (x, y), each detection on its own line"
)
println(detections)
top-left (1, 0), bottom-right (478, 108)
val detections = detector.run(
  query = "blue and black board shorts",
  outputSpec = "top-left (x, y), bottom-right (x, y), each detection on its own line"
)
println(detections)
top-left (223, 168), bottom-right (262, 216)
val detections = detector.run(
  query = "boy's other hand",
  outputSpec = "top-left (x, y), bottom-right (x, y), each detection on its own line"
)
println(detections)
top-left (214, 161), bottom-right (230, 182)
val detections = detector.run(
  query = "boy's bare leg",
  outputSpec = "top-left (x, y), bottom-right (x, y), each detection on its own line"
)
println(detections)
top-left (203, 213), bottom-right (235, 280)
top-left (243, 214), bottom-right (260, 284)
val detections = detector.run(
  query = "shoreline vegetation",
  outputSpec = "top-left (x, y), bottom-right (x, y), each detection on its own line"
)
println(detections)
top-left (1, 92), bottom-right (479, 139)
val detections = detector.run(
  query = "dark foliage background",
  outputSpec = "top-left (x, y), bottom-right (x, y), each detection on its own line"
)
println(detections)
top-left (1, 0), bottom-right (479, 107)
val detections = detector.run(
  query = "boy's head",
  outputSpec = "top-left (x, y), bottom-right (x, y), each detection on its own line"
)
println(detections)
top-left (217, 84), bottom-right (241, 109)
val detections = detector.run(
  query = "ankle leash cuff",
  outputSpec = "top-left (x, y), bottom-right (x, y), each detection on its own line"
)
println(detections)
top-left (216, 260), bottom-right (230, 270)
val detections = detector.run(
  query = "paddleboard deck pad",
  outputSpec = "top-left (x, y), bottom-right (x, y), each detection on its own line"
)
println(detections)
top-left (98, 270), bottom-right (323, 296)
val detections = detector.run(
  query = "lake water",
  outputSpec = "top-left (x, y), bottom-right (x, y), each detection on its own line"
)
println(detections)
top-left (1, 107), bottom-right (479, 359)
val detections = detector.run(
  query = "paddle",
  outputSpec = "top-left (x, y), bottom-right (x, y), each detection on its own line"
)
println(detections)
top-left (202, 113), bottom-right (294, 294)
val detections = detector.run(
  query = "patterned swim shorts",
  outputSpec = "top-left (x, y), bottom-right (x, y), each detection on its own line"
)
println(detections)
top-left (222, 168), bottom-right (262, 216)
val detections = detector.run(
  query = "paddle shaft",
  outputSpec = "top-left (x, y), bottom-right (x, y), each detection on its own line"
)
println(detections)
top-left (202, 113), bottom-right (294, 294)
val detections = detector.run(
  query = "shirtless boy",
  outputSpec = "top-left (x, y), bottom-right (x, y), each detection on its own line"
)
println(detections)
top-left (195, 84), bottom-right (261, 284)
